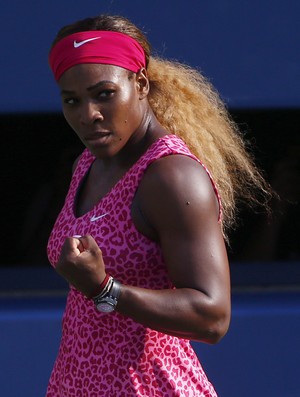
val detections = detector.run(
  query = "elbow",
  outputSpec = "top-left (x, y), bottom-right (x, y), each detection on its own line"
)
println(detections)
top-left (194, 303), bottom-right (231, 344)
top-left (204, 314), bottom-right (230, 344)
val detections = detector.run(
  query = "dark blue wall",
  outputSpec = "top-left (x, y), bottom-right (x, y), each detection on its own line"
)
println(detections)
top-left (1, 0), bottom-right (300, 112)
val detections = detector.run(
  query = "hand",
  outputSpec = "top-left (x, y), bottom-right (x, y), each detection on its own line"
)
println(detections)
top-left (56, 235), bottom-right (106, 298)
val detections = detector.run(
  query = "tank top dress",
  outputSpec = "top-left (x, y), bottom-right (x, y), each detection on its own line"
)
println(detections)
top-left (46, 134), bottom-right (220, 397)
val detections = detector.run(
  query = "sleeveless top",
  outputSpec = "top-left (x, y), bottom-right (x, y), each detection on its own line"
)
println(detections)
top-left (46, 134), bottom-right (220, 397)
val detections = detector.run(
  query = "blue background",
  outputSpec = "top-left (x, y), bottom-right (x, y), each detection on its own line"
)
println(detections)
top-left (1, 0), bottom-right (300, 112)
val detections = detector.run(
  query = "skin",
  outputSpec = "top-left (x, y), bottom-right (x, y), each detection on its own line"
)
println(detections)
top-left (56, 63), bottom-right (231, 344)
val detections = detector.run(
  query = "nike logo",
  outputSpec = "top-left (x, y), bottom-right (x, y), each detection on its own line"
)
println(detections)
top-left (73, 37), bottom-right (101, 48)
top-left (90, 213), bottom-right (108, 222)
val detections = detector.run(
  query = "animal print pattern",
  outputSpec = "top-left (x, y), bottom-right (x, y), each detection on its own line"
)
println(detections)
top-left (46, 134), bottom-right (220, 396)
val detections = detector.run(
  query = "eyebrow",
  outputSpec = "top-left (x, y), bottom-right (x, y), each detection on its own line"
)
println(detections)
top-left (60, 80), bottom-right (115, 95)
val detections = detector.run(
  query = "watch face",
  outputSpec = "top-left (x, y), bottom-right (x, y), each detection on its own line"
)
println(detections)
top-left (96, 302), bottom-right (114, 313)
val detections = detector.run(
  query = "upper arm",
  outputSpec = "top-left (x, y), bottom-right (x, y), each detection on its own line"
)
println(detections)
top-left (134, 154), bottom-right (230, 304)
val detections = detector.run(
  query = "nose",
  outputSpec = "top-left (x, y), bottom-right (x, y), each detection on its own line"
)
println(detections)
top-left (80, 101), bottom-right (104, 125)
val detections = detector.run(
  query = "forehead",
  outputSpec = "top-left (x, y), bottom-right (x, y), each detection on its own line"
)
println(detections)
top-left (58, 63), bottom-right (131, 90)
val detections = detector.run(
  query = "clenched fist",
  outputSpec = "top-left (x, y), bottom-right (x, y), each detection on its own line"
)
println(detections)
top-left (56, 235), bottom-right (107, 298)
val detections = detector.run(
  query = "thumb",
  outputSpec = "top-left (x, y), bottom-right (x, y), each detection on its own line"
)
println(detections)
top-left (74, 235), bottom-right (101, 257)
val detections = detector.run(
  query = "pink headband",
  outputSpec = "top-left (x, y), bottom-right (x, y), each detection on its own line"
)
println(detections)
top-left (49, 30), bottom-right (146, 81)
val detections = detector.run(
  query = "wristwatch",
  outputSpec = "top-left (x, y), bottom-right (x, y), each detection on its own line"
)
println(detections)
top-left (93, 278), bottom-right (121, 313)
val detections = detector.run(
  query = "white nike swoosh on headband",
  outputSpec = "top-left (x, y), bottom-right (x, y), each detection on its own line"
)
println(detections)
top-left (73, 37), bottom-right (101, 48)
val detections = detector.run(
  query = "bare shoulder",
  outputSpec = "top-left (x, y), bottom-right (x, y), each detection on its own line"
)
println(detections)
top-left (140, 154), bottom-right (219, 219)
top-left (133, 154), bottom-right (221, 240)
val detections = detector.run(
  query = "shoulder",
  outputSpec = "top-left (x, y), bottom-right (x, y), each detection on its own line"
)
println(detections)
top-left (72, 149), bottom-right (94, 174)
top-left (134, 154), bottom-right (221, 237)
top-left (144, 154), bottom-right (219, 210)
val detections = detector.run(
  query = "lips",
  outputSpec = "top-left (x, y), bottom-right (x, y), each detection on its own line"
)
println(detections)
top-left (84, 130), bottom-right (112, 146)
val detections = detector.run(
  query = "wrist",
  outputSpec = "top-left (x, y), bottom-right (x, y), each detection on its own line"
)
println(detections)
top-left (93, 277), bottom-right (122, 313)
top-left (90, 273), bottom-right (110, 298)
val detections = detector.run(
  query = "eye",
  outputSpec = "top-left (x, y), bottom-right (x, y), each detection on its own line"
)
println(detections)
top-left (98, 89), bottom-right (115, 99)
top-left (63, 97), bottom-right (79, 105)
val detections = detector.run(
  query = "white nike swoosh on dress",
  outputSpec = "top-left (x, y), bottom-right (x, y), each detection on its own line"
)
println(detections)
top-left (90, 213), bottom-right (108, 222)
top-left (73, 37), bottom-right (101, 48)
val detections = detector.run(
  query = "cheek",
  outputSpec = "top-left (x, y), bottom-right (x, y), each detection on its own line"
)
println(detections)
top-left (117, 87), bottom-right (141, 122)
top-left (62, 109), bottom-right (72, 125)
top-left (110, 104), bottom-right (134, 130)
top-left (63, 108), bottom-right (77, 127)
top-left (121, 98), bottom-right (143, 126)
top-left (62, 111), bottom-right (81, 137)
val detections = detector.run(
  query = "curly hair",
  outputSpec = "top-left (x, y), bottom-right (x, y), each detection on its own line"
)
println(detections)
top-left (51, 14), bottom-right (271, 234)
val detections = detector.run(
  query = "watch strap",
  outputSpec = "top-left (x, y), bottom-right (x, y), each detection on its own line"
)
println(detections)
top-left (93, 278), bottom-right (121, 312)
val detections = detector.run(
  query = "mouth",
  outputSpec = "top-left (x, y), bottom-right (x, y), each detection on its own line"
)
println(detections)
top-left (84, 130), bottom-right (112, 145)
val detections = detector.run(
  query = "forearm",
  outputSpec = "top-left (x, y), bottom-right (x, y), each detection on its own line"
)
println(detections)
top-left (116, 284), bottom-right (230, 343)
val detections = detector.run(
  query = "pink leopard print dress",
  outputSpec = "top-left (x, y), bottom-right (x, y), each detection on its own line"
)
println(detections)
top-left (46, 134), bottom-right (219, 397)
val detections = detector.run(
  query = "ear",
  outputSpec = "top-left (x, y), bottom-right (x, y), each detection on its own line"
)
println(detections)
top-left (136, 68), bottom-right (149, 99)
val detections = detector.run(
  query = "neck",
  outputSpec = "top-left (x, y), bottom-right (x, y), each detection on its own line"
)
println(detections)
top-left (115, 108), bottom-right (167, 164)
top-left (128, 109), bottom-right (168, 154)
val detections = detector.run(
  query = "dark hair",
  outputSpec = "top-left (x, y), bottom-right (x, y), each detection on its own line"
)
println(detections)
top-left (51, 15), bottom-right (151, 68)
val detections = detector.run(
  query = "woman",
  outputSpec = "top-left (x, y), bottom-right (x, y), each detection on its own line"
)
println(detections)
top-left (47, 14), bottom-right (269, 396)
